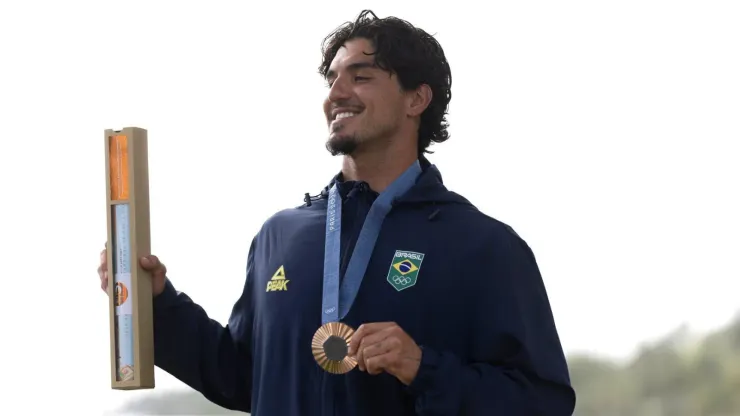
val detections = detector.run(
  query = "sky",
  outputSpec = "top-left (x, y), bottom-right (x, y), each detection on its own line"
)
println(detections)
top-left (0, 0), bottom-right (738, 414)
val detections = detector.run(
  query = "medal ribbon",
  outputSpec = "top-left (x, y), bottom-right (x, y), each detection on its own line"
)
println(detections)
top-left (321, 160), bottom-right (422, 324)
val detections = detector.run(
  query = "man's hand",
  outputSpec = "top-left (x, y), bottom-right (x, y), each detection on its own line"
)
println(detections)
top-left (348, 322), bottom-right (422, 385)
top-left (98, 243), bottom-right (168, 297)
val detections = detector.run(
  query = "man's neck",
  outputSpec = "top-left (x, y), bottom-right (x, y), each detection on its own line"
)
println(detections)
top-left (341, 141), bottom-right (418, 193)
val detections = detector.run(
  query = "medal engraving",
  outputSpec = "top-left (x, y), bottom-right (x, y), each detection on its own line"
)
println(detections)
top-left (323, 335), bottom-right (348, 361)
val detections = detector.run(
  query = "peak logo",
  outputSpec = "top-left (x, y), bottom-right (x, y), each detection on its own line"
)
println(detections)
top-left (266, 265), bottom-right (289, 292)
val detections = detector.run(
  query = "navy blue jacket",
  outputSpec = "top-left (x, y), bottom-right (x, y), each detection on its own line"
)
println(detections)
top-left (152, 158), bottom-right (576, 415)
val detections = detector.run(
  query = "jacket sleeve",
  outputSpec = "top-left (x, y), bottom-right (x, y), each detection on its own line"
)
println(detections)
top-left (151, 237), bottom-right (257, 412)
top-left (407, 228), bottom-right (576, 415)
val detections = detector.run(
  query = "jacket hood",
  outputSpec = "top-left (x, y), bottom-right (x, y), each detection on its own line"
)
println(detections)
top-left (305, 156), bottom-right (473, 208)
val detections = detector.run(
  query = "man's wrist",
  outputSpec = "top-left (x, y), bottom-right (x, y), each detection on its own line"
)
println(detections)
top-left (406, 345), bottom-right (441, 396)
top-left (153, 278), bottom-right (177, 308)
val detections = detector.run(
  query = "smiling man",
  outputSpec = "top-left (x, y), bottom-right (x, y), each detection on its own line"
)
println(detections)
top-left (98, 9), bottom-right (576, 415)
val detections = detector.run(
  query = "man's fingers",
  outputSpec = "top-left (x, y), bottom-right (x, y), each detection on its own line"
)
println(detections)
top-left (355, 327), bottom-right (396, 371)
top-left (349, 322), bottom-right (396, 356)
top-left (349, 323), bottom-right (396, 371)
top-left (362, 336), bottom-right (399, 360)
top-left (365, 351), bottom-right (398, 375)
top-left (140, 255), bottom-right (158, 268)
top-left (359, 336), bottom-right (398, 372)
top-left (100, 269), bottom-right (108, 292)
top-left (98, 246), bottom-right (108, 292)
top-left (359, 326), bottom-right (395, 353)
top-left (98, 248), bottom-right (107, 276)
top-left (140, 255), bottom-right (166, 276)
top-left (355, 336), bottom-right (365, 371)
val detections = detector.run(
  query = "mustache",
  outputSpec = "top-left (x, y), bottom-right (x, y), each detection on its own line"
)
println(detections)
top-left (329, 101), bottom-right (365, 111)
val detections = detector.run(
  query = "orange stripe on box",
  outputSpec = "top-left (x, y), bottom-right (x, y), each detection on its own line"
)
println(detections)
top-left (109, 135), bottom-right (130, 201)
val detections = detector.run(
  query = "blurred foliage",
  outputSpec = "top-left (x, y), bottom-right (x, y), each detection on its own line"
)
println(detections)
top-left (116, 316), bottom-right (740, 415)
top-left (570, 315), bottom-right (740, 415)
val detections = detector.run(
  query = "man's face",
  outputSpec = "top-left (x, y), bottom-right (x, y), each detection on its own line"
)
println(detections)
top-left (323, 38), bottom-right (406, 156)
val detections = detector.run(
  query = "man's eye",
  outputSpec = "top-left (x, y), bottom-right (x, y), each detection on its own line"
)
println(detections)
top-left (325, 76), bottom-right (369, 88)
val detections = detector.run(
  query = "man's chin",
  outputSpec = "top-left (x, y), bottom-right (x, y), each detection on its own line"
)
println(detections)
top-left (326, 134), bottom-right (358, 156)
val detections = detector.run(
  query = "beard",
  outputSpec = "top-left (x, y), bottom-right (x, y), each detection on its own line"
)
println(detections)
top-left (325, 119), bottom-right (396, 157)
top-left (325, 132), bottom-right (359, 156)
top-left (325, 117), bottom-right (363, 156)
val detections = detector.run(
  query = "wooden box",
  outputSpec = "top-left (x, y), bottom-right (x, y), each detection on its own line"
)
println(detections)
top-left (104, 127), bottom-right (155, 389)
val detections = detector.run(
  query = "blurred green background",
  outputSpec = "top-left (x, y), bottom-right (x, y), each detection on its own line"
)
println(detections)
top-left (114, 315), bottom-right (740, 415)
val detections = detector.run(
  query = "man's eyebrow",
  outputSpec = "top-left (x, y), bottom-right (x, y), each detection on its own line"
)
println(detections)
top-left (325, 62), bottom-right (378, 80)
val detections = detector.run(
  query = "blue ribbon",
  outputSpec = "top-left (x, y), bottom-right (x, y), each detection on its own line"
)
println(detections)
top-left (321, 160), bottom-right (422, 324)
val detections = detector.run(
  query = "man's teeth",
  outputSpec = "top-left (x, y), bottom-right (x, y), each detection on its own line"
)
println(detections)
top-left (336, 112), bottom-right (356, 120)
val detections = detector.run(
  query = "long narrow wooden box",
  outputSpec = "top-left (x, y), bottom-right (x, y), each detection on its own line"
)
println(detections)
top-left (104, 127), bottom-right (155, 390)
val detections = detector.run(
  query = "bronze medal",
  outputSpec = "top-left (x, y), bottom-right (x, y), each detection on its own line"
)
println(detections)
top-left (312, 322), bottom-right (357, 374)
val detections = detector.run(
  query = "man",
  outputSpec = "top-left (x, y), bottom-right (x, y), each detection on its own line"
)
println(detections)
top-left (98, 10), bottom-right (576, 415)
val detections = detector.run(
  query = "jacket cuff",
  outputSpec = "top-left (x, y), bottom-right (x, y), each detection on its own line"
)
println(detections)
top-left (153, 278), bottom-right (178, 309)
top-left (407, 345), bottom-right (443, 396)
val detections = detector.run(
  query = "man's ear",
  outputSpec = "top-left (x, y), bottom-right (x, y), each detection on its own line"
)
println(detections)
top-left (407, 84), bottom-right (433, 117)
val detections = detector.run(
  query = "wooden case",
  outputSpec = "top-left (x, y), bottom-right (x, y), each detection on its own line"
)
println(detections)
top-left (104, 127), bottom-right (155, 389)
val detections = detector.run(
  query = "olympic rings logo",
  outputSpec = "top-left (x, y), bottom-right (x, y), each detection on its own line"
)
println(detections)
top-left (393, 275), bottom-right (412, 286)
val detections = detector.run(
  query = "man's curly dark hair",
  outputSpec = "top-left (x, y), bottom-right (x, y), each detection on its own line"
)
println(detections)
top-left (319, 10), bottom-right (452, 156)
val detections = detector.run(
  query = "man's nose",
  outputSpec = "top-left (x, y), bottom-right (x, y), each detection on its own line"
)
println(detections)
top-left (328, 77), bottom-right (352, 102)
